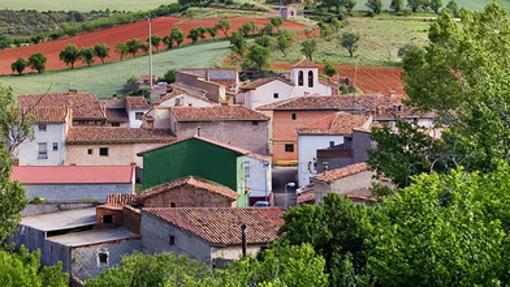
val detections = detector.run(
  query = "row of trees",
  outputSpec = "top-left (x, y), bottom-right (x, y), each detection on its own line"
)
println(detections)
top-left (59, 43), bottom-right (110, 69)
top-left (366, 0), bottom-right (460, 15)
top-left (10, 53), bottom-right (47, 75)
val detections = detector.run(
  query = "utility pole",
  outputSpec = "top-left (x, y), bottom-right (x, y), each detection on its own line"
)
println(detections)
top-left (148, 17), bottom-right (153, 89)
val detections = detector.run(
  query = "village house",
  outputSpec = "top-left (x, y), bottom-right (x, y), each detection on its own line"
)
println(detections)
top-left (100, 96), bottom-right (149, 128)
top-left (140, 207), bottom-right (285, 265)
top-left (168, 105), bottom-right (270, 155)
top-left (138, 136), bottom-right (272, 206)
top-left (237, 59), bottom-right (337, 110)
top-left (64, 127), bottom-right (174, 169)
top-left (16, 91), bottom-right (106, 166)
top-left (297, 112), bottom-right (372, 187)
top-left (11, 165), bottom-right (135, 202)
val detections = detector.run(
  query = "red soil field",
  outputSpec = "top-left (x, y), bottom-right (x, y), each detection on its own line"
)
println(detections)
top-left (0, 17), bottom-right (309, 75)
top-left (272, 62), bottom-right (405, 96)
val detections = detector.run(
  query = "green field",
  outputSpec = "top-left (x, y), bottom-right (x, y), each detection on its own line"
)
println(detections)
top-left (0, 0), bottom-right (174, 11)
top-left (0, 41), bottom-right (230, 99)
top-left (271, 16), bottom-right (430, 66)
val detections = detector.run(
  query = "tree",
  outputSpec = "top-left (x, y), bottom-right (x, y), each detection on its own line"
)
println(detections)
top-left (342, 0), bottom-right (357, 13)
top-left (301, 39), bottom-right (317, 61)
top-left (243, 44), bottom-right (271, 71)
top-left (170, 27), bottom-right (185, 47)
top-left (148, 35), bottom-right (161, 51)
top-left (0, 247), bottom-right (67, 287)
top-left (445, 0), bottom-right (460, 17)
top-left (261, 23), bottom-right (274, 36)
top-left (255, 35), bottom-right (272, 48)
top-left (80, 47), bottom-right (95, 66)
top-left (163, 35), bottom-right (173, 49)
top-left (340, 32), bottom-right (360, 57)
top-left (207, 27), bottom-right (218, 39)
top-left (429, 0), bottom-right (442, 13)
top-left (59, 44), bottom-right (80, 69)
top-left (115, 42), bottom-right (129, 60)
top-left (407, 0), bottom-right (421, 12)
top-left (324, 63), bottom-right (337, 77)
top-left (11, 57), bottom-right (27, 75)
top-left (187, 28), bottom-right (201, 44)
top-left (93, 43), bottom-right (109, 64)
top-left (28, 53), bottom-right (47, 73)
top-left (162, 69), bottom-right (177, 83)
top-left (85, 252), bottom-right (211, 287)
top-left (276, 30), bottom-right (293, 56)
top-left (229, 32), bottom-right (247, 56)
top-left (215, 19), bottom-right (231, 37)
top-left (397, 43), bottom-right (420, 58)
top-left (239, 22), bottom-right (257, 37)
top-left (126, 38), bottom-right (143, 57)
top-left (270, 17), bottom-right (283, 29)
top-left (366, 0), bottom-right (383, 15)
top-left (390, 0), bottom-right (403, 12)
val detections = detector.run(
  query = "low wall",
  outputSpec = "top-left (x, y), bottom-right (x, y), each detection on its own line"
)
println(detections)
top-left (22, 203), bottom-right (98, 217)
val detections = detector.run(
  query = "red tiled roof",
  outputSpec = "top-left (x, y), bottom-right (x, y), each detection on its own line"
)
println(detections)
top-left (25, 107), bottom-right (69, 123)
top-left (66, 127), bottom-right (175, 145)
top-left (240, 76), bottom-right (293, 91)
top-left (12, 166), bottom-right (134, 184)
top-left (291, 58), bottom-right (320, 68)
top-left (19, 92), bottom-right (106, 121)
top-left (141, 176), bottom-right (239, 201)
top-left (298, 112), bottom-right (371, 135)
top-left (144, 207), bottom-right (285, 246)
top-left (137, 135), bottom-right (250, 156)
top-left (297, 190), bottom-right (315, 204)
top-left (126, 96), bottom-right (149, 109)
top-left (106, 194), bottom-right (139, 207)
top-left (171, 106), bottom-right (269, 122)
top-left (313, 163), bottom-right (370, 184)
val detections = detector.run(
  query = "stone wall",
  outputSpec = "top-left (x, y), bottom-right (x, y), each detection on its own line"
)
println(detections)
top-left (123, 206), bottom-right (141, 234)
top-left (142, 185), bottom-right (236, 208)
top-left (23, 183), bottom-right (134, 203)
top-left (22, 202), bottom-right (97, 216)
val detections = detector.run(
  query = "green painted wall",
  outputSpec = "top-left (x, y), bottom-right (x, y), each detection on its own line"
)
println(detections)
top-left (142, 138), bottom-right (248, 207)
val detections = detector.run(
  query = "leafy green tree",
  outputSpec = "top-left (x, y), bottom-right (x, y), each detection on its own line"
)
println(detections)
top-left (0, 247), bottom-right (67, 287)
top-left (148, 35), bottom-right (161, 51)
top-left (187, 28), bottom-right (201, 44)
top-left (215, 19), bottom-right (231, 37)
top-left (261, 23), bottom-right (274, 36)
top-left (162, 69), bottom-right (177, 83)
top-left (59, 44), bottom-right (80, 69)
top-left (28, 53), bottom-right (47, 73)
top-left (11, 57), bottom-right (27, 75)
top-left (163, 35), bottom-right (173, 49)
top-left (270, 17), bottom-right (283, 29)
top-left (115, 42), bottom-right (129, 60)
top-left (340, 32), bottom-right (360, 57)
top-left (300, 39), bottom-right (317, 61)
top-left (93, 43), bottom-right (109, 64)
top-left (126, 38), bottom-right (143, 57)
top-left (239, 21), bottom-right (257, 37)
top-left (243, 44), bottom-right (271, 71)
top-left (342, 0), bottom-right (357, 13)
top-left (407, 0), bottom-right (421, 12)
top-left (366, 0), bottom-right (383, 14)
top-left (79, 47), bottom-right (95, 66)
top-left (85, 252), bottom-right (211, 287)
top-left (397, 43), bottom-right (420, 58)
top-left (255, 35), bottom-right (272, 48)
top-left (445, 0), bottom-right (460, 17)
top-left (207, 27), bottom-right (218, 39)
top-left (170, 27), bottom-right (185, 46)
top-left (229, 32), bottom-right (247, 56)
top-left (276, 30), bottom-right (293, 56)
top-left (324, 63), bottom-right (337, 77)
top-left (429, 0), bottom-right (442, 13)
top-left (390, 0), bottom-right (403, 12)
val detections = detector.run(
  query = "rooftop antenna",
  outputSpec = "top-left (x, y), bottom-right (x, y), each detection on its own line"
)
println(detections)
top-left (148, 17), bottom-right (153, 89)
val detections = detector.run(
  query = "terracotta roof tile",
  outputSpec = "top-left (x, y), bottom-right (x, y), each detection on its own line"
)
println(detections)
top-left (240, 76), bottom-right (293, 91)
top-left (66, 127), bottom-right (175, 145)
top-left (313, 163), bottom-right (370, 184)
top-left (298, 112), bottom-right (371, 135)
top-left (12, 166), bottom-right (134, 184)
top-left (106, 194), bottom-right (139, 207)
top-left (144, 207), bottom-right (285, 246)
top-left (18, 92), bottom-right (106, 121)
top-left (291, 58), bottom-right (320, 68)
top-left (105, 108), bottom-right (129, 123)
top-left (126, 96), bottom-right (149, 109)
top-left (171, 106), bottom-right (269, 122)
top-left (26, 107), bottom-right (69, 123)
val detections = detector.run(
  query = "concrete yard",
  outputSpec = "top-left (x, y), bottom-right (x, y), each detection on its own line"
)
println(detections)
top-left (20, 208), bottom-right (96, 231)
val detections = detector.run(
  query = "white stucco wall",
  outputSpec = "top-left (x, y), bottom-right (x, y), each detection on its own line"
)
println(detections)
top-left (159, 95), bottom-right (215, 108)
top-left (238, 80), bottom-right (294, 110)
top-left (127, 108), bottom-right (147, 128)
top-left (289, 67), bottom-right (332, 96)
top-left (242, 156), bottom-right (272, 200)
top-left (298, 134), bottom-right (344, 187)
top-left (17, 123), bottom-right (66, 166)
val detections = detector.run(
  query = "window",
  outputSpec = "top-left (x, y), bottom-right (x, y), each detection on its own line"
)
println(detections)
top-left (135, 112), bottom-right (144, 120)
top-left (38, 124), bottom-right (47, 132)
top-left (103, 215), bottom-right (113, 224)
top-left (285, 144), bottom-right (294, 152)
top-left (112, 122), bottom-right (120, 127)
top-left (273, 93), bottom-right (279, 99)
top-left (169, 235), bottom-right (176, 245)
top-left (97, 252), bottom-right (109, 267)
top-left (37, 143), bottom-right (48, 159)
top-left (99, 147), bottom-right (109, 156)
top-left (308, 71), bottom-right (314, 87)
top-left (87, 149), bottom-right (93, 155)
top-left (170, 202), bottom-right (176, 207)
top-left (291, 113), bottom-right (297, 120)
top-left (244, 165), bottom-right (251, 178)
top-left (329, 141), bottom-right (335, 148)
top-left (298, 71), bottom-right (304, 86)
top-left (252, 121), bottom-right (259, 126)
top-left (52, 142), bottom-right (59, 151)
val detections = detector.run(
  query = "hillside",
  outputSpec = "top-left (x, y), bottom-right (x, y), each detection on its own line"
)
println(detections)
top-left (0, 0), bottom-right (173, 12)
top-left (0, 41), bottom-right (230, 98)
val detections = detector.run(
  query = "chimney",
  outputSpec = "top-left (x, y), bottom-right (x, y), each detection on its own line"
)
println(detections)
top-left (241, 224), bottom-right (247, 257)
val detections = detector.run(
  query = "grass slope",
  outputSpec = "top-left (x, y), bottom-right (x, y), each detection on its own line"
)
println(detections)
top-left (270, 16), bottom-right (430, 66)
top-left (0, 0), bottom-right (174, 11)
top-left (355, 0), bottom-right (510, 11)
top-left (0, 41), bottom-right (230, 99)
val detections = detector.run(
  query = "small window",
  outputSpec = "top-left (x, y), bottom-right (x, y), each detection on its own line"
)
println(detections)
top-left (252, 121), bottom-right (259, 126)
top-left (52, 142), bottom-right (59, 151)
top-left (169, 235), bottom-right (176, 245)
top-left (298, 71), bottom-right (304, 86)
top-left (112, 122), bottom-right (120, 127)
top-left (97, 252), bottom-right (109, 267)
top-left (135, 112), bottom-right (144, 120)
top-left (291, 113), bottom-right (297, 120)
top-left (273, 93), bottom-right (279, 99)
top-left (329, 141), bottom-right (335, 148)
top-left (170, 202), bottom-right (176, 207)
top-left (99, 147), bottom-right (109, 156)
top-left (308, 71), bottom-right (314, 88)
top-left (38, 124), bottom-right (47, 132)
top-left (103, 215), bottom-right (113, 224)
top-left (87, 149), bottom-right (93, 155)
top-left (285, 144), bottom-right (294, 152)
top-left (37, 143), bottom-right (48, 159)
top-left (244, 165), bottom-right (251, 178)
